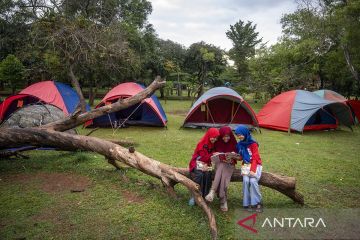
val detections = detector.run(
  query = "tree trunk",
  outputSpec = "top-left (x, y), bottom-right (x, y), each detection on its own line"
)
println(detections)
top-left (197, 84), bottom-right (204, 99)
top-left (159, 87), bottom-right (164, 99)
top-left (68, 64), bottom-right (87, 113)
top-left (177, 72), bottom-right (181, 97)
top-left (342, 44), bottom-right (360, 95)
top-left (171, 168), bottom-right (304, 204)
top-left (88, 80), bottom-right (95, 106)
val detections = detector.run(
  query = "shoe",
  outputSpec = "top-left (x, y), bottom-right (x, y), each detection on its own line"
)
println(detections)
top-left (188, 197), bottom-right (195, 206)
top-left (243, 205), bottom-right (253, 212)
top-left (255, 203), bottom-right (263, 213)
top-left (220, 201), bottom-right (228, 212)
top-left (205, 190), bottom-right (215, 202)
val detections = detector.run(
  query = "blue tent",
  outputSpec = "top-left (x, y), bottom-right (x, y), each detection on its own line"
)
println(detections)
top-left (86, 82), bottom-right (167, 127)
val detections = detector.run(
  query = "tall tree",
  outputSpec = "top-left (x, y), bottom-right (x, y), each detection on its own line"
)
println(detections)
top-left (184, 42), bottom-right (226, 98)
top-left (226, 20), bottom-right (263, 81)
top-left (0, 54), bottom-right (25, 93)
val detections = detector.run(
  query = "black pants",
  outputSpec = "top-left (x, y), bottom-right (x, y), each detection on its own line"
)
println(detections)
top-left (191, 169), bottom-right (212, 197)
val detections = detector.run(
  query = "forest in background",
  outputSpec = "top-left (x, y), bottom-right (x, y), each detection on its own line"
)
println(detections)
top-left (0, 0), bottom-right (359, 103)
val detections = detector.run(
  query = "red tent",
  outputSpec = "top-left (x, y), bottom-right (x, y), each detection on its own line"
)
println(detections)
top-left (0, 81), bottom-right (89, 123)
top-left (257, 90), bottom-right (354, 132)
top-left (85, 82), bottom-right (167, 127)
top-left (348, 100), bottom-right (360, 122)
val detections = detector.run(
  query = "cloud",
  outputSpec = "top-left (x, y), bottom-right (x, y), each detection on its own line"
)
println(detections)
top-left (148, 0), bottom-right (297, 50)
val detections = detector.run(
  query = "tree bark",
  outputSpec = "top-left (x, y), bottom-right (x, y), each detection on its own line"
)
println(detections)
top-left (171, 167), bottom-right (304, 205)
top-left (342, 44), bottom-right (360, 95)
top-left (88, 80), bottom-right (95, 106)
top-left (68, 64), bottom-right (87, 113)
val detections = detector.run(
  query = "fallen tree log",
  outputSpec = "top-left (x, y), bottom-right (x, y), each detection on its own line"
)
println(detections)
top-left (171, 167), bottom-right (304, 204)
top-left (0, 77), bottom-right (304, 239)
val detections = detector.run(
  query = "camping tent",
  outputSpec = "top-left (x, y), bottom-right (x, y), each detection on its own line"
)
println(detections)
top-left (257, 90), bottom-right (354, 132)
top-left (313, 89), bottom-right (347, 102)
top-left (182, 87), bottom-right (259, 129)
top-left (314, 89), bottom-right (360, 123)
top-left (347, 100), bottom-right (360, 123)
top-left (0, 81), bottom-right (90, 123)
top-left (86, 82), bottom-right (167, 127)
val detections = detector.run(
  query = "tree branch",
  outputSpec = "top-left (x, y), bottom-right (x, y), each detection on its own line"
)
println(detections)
top-left (41, 76), bottom-right (165, 131)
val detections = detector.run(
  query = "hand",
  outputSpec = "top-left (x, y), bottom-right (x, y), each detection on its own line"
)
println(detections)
top-left (202, 165), bottom-right (209, 172)
top-left (249, 171), bottom-right (256, 177)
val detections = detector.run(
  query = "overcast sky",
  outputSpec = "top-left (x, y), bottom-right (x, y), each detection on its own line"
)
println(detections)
top-left (148, 0), bottom-right (298, 50)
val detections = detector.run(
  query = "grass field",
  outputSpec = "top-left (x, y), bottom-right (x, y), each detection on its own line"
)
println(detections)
top-left (1, 99), bottom-right (359, 239)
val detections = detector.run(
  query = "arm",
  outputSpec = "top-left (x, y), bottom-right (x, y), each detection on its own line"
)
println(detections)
top-left (197, 146), bottom-right (213, 165)
top-left (249, 143), bottom-right (261, 173)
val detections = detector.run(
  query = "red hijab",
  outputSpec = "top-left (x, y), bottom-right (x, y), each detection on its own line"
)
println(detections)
top-left (192, 128), bottom-right (220, 154)
top-left (189, 128), bottom-right (220, 171)
top-left (214, 126), bottom-right (237, 153)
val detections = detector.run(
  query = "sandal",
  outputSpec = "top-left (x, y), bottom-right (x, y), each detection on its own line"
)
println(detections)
top-left (243, 206), bottom-right (253, 212)
top-left (220, 201), bottom-right (228, 212)
top-left (188, 197), bottom-right (195, 206)
top-left (205, 190), bottom-right (215, 202)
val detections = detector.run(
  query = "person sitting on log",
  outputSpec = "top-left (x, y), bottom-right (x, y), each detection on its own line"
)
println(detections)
top-left (235, 125), bottom-right (263, 213)
top-left (205, 126), bottom-right (240, 212)
top-left (188, 128), bottom-right (220, 206)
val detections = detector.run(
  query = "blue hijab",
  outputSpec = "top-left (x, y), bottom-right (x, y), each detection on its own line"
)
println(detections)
top-left (235, 125), bottom-right (257, 164)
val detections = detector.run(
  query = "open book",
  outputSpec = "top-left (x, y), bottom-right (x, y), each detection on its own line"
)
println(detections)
top-left (211, 152), bottom-right (241, 164)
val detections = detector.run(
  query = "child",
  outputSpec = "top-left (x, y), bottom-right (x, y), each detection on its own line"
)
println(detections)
top-left (188, 128), bottom-right (220, 206)
top-left (205, 126), bottom-right (239, 212)
top-left (235, 125), bottom-right (263, 212)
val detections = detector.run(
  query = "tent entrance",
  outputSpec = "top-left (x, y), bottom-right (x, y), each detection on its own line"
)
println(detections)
top-left (92, 101), bottom-right (163, 127)
top-left (206, 98), bottom-right (253, 124)
top-left (186, 98), bottom-right (254, 125)
top-left (303, 108), bottom-right (338, 131)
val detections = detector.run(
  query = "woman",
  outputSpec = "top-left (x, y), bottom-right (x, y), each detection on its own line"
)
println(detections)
top-left (205, 126), bottom-right (238, 212)
top-left (188, 128), bottom-right (220, 206)
top-left (235, 125), bottom-right (263, 212)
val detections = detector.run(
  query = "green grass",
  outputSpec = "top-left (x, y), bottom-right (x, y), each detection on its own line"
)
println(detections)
top-left (1, 99), bottom-right (360, 239)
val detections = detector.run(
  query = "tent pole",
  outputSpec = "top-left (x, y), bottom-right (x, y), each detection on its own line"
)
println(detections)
top-left (231, 101), bottom-right (234, 120)
top-left (206, 103), bottom-right (216, 125)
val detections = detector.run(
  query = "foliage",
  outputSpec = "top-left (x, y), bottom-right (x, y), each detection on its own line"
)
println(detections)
top-left (0, 54), bottom-right (25, 92)
top-left (184, 42), bottom-right (226, 97)
top-left (226, 20), bottom-right (263, 81)
top-left (246, 0), bottom-right (360, 97)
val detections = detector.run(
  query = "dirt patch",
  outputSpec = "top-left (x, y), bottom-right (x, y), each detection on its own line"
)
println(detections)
top-left (121, 189), bottom-right (145, 204)
top-left (1, 172), bottom-right (92, 193)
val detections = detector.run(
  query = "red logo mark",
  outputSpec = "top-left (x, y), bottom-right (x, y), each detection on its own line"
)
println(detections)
top-left (237, 213), bottom-right (258, 233)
